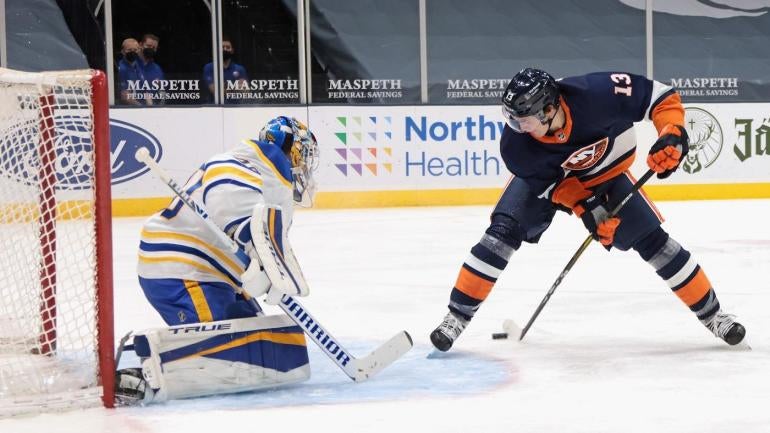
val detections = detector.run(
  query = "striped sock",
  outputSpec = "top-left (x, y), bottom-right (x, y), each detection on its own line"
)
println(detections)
top-left (646, 236), bottom-right (720, 323)
top-left (449, 233), bottom-right (515, 320)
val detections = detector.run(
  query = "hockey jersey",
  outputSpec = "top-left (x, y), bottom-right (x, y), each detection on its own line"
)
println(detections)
top-left (500, 72), bottom-right (684, 199)
top-left (137, 139), bottom-right (295, 287)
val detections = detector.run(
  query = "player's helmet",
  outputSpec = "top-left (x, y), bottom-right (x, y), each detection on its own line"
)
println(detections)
top-left (501, 68), bottom-right (559, 132)
top-left (259, 116), bottom-right (295, 150)
top-left (259, 116), bottom-right (319, 207)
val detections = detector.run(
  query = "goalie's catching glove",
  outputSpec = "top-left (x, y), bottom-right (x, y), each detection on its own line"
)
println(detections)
top-left (647, 124), bottom-right (688, 179)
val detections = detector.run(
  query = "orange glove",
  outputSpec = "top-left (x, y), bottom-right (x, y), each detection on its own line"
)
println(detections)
top-left (647, 124), bottom-right (689, 179)
top-left (552, 177), bottom-right (619, 248)
top-left (595, 217), bottom-right (621, 247)
top-left (575, 195), bottom-right (621, 249)
top-left (551, 176), bottom-right (592, 211)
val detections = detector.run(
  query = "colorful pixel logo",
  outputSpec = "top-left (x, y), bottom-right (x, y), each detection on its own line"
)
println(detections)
top-left (334, 116), bottom-right (393, 176)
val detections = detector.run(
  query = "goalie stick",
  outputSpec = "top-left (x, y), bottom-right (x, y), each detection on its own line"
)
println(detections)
top-left (513, 169), bottom-right (656, 341)
top-left (135, 147), bottom-right (413, 382)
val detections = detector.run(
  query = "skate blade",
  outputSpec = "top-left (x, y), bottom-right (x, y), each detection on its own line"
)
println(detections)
top-left (426, 348), bottom-right (474, 359)
top-left (426, 349), bottom-right (444, 359)
top-left (732, 340), bottom-right (752, 351)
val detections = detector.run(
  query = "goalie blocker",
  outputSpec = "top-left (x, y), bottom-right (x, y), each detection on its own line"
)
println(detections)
top-left (116, 315), bottom-right (310, 404)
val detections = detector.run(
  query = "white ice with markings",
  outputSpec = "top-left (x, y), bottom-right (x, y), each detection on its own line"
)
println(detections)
top-left (3, 199), bottom-right (769, 433)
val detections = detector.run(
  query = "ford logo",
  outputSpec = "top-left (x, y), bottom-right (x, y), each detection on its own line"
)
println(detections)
top-left (110, 119), bottom-right (162, 184)
top-left (0, 114), bottom-right (98, 190)
top-left (56, 115), bottom-right (98, 189)
top-left (0, 117), bottom-right (162, 190)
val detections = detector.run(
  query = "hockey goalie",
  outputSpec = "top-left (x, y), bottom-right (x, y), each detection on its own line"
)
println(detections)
top-left (117, 116), bottom-right (319, 404)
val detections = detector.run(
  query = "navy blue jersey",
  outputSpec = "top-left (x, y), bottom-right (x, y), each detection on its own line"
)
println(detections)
top-left (500, 72), bottom-right (679, 198)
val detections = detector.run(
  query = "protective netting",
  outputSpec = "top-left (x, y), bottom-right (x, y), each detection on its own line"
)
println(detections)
top-left (0, 69), bottom-right (109, 416)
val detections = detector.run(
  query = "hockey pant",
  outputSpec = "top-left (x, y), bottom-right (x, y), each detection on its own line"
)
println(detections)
top-left (139, 277), bottom-right (262, 325)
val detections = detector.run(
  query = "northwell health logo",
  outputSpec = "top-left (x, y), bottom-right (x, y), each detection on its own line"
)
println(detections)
top-left (333, 116), bottom-right (393, 176)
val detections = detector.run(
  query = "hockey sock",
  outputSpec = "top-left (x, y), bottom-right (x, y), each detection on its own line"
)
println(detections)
top-left (449, 233), bottom-right (515, 320)
top-left (635, 228), bottom-right (720, 323)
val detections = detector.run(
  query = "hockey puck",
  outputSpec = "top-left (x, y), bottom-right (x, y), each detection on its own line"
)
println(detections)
top-left (491, 332), bottom-right (509, 340)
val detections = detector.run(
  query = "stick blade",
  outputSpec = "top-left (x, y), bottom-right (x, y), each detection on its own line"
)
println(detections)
top-left (502, 319), bottom-right (523, 341)
top-left (350, 331), bottom-right (413, 382)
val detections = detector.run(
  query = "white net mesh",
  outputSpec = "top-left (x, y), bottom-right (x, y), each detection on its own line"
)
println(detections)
top-left (0, 69), bottom-right (109, 416)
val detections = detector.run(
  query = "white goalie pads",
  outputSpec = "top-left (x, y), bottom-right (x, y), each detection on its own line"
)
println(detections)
top-left (132, 315), bottom-right (310, 402)
top-left (247, 203), bottom-right (309, 301)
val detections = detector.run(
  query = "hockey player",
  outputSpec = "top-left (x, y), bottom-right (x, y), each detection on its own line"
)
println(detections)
top-left (430, 68), bottom-right (746, 351)
top-left (116, 116), bottom-right (319, 404)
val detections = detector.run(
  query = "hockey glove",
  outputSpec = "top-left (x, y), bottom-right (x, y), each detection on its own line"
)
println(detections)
top-left (241, 259), bottom-right (272, 298)
top-left (575, 195), bottom-right (621, 249)
top-left (647, 124), bottom-right (689, 179)
top-left (246, 203), bottom-right (310, 305)
top-left (550, 176), bottom-right (593, 213)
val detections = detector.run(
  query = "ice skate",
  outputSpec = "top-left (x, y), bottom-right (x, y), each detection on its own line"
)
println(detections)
top-left (705, 310), bottom-right (746, 346)
top-left (115, 368), bottom-right (152, 406)
top-left (430, 311), bottom-right (469, 352)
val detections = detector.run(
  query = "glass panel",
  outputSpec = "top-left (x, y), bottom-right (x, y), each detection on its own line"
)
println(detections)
top-left (112, 0), bottom-right (211, 106)
top-left (220, 0), bottom-right (300, 105)
top-left (426, 0), bottom-right (645, 104)
top-left (53, 0), bottom-right (107, 71)
top-left (306, 0), bottom-right (420, 104)
top-left (653, 5), bottom-right (770, 102)
top-left (6, 0), bottom-right (91, 71)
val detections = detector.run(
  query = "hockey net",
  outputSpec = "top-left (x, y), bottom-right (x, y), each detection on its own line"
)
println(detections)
top-left (0, 68), bottom-right (113, 416)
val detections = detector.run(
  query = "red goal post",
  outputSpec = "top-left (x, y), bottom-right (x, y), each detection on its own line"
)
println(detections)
top-left (0, 68), bottom-right (114, 415)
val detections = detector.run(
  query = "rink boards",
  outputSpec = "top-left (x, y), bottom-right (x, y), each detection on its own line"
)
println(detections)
top-left (105, 104), bottom-right (770, 215)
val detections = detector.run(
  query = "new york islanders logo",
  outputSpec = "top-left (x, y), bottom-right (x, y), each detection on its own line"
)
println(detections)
top-left (561, 138), bottom-right (609, 171)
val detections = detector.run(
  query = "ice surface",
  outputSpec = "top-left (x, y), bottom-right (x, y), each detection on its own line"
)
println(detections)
top-left (3, 199), bottom-right (769, 433)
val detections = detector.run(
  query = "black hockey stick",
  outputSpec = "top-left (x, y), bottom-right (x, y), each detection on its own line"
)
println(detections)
top-left (517, 169), bottom-right (656, 341)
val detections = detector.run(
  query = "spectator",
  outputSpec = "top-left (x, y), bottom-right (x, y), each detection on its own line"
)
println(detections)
top-left (117, 38), bottom-right (144, 105)
top-left (203, 38), bottom-right (249, 103)
top-left (138, 33), bottom-right (165, 105)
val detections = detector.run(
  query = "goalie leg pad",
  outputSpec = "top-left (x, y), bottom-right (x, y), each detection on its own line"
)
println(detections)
top-left (132, 315), bottom-right (310, 402)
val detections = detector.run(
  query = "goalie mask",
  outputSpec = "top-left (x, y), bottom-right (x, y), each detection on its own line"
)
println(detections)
top-left (501, 68), bottom-right (559, 133)
top-left (259, 116), bottom-right (319, 207)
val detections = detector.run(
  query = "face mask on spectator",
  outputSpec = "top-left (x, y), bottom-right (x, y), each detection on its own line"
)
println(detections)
top-left (222, 50), bottom-right (233, 61)
top-left (125, 51), bottom-right (138, 62)
top-left (143, 48), bottom-right (156, 59)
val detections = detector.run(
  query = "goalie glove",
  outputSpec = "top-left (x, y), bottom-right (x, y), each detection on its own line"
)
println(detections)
top-left (647, 124), bottom-right (689, 179)
top-left (240, 258), bottom-right (271, 298)
top-left (245, 203), bottom-right (309, 305)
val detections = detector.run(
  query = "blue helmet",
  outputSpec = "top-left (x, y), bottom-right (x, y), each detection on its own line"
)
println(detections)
top-left (258, 116), bottom-right (319, 207)
top-left (259, 116), bottom-right (296, 152)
